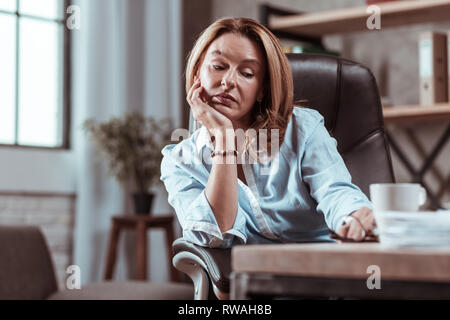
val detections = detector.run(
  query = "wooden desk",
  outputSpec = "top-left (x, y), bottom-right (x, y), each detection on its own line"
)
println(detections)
top-left (231, 243), bottom-right (450, 299)
top-left (382, 105), bottom-right (450, 209)
top-left (104, 214), bottom-right (178, 282)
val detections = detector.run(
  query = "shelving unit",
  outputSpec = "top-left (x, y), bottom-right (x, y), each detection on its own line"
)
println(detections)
top-left (261, 1), bottom-right (450, 111)
top-left (383, 104), bottom-right (450, 124)
top-left (268, 0), bottom-right (450, 37)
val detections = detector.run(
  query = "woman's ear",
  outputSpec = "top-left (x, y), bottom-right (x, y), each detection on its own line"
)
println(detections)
top-left (257, 82), bottom-right (266, 102)
top-left (257, 91), bottom-right (264, 103)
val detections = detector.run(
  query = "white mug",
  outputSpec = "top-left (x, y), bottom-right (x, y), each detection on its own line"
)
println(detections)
top-left (369, 183), bottom-right (426, 212)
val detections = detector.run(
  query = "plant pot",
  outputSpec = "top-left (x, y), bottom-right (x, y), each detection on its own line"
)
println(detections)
top-left (132, 192), bottom-right (154, 215)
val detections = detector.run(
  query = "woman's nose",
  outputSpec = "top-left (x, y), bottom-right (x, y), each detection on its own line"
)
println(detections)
top-left (221, 70), bottom-right (236, 90)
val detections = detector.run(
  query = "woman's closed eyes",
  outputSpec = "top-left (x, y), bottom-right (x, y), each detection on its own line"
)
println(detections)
top-left (212, 64), bottom-right (225, 70)
top-left (211, 64), bottom-right (255, 78)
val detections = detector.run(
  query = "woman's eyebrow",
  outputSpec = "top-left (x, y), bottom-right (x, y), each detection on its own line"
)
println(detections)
top-left (210, 50), bottom-right (260, 66)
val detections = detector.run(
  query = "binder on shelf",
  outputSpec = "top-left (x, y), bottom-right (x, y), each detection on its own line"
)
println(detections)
top-left (280, 38), bottom-right (341, 56)
top-left (419, 31), bottom-right (448, 106)
top-left (291, 45), bottom-right (340, 56)
top-left (282, 46), bottom-right (293, 54)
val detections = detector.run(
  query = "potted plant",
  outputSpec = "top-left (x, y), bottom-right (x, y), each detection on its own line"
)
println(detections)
top-left (83, 112), bottom-right (173, 215)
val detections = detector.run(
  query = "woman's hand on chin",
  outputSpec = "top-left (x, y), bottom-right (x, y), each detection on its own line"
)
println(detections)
top-left (187, 76), bottom-right (234, 137)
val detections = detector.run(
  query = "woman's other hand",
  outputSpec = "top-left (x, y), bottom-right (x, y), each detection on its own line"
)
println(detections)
top-left (336, 207), bottom-right (377, 242)
top-left (187, 76), bottom-right (233, 136)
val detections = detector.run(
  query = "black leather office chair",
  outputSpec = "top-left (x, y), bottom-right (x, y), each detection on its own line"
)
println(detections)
top-left (172, 53), bottom-right (395, 300)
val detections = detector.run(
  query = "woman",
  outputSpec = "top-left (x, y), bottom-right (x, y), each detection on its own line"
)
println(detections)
top-left (160, 17), bottom-right (376, 248)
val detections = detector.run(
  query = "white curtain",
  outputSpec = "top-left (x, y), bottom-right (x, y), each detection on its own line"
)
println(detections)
top-left (72, 0), bottom-right (181, 284)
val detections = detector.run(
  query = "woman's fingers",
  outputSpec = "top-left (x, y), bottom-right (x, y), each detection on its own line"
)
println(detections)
top-left (347, 221), bottom-right (365, 242)
top-left (187, 79), bottom-right (206, 122)
top-left (189, 79), bottom-right (209, 110)
top-left (336, 220), bottom-right (350, 239)
top-left (352, 207), bottom-right (377, 235)
top-left (336, 207), bottom-right (377, 242)
top-left (189, 82), bottom-right (213, 127)
top-left (187, 78), bottom-right (201, 104)
top-left (192, 83), bottom-right (205, 105)
top-left (336, 219), bottom-right (364, 242)
top-left (186, 77), bottom-right (233, 132)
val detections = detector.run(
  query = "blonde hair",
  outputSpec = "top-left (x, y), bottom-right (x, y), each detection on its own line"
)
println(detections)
top-left (185, 17), bottom-right (294, 157)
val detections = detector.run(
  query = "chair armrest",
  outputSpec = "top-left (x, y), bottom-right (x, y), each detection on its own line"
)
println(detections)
top-left (172, 238), bottom-right (231, 299)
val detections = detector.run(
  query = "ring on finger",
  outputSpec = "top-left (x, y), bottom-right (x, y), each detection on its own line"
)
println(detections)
top-left (343, 215), bottom-right (367, 241)
top-left (347, 215), bottom-right (369, 236)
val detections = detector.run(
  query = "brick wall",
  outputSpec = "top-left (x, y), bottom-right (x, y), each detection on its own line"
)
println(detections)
top-left (0, 192), bottom-right (76, 290)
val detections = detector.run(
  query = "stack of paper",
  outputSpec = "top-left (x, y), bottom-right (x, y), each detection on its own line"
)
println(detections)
top-left (374, 210), bottom-right (450, 247)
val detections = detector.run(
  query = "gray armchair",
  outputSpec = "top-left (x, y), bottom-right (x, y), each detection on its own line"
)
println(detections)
top-left (0, 225), bottom-right (193, 300)
top-left (172, 53), bottom-right (395, 300)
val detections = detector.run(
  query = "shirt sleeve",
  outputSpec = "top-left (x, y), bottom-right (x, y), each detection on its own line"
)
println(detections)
top-left (300, 114), bottom-right (373, 232)
top-left (160, 144), bottom-right (247, 248)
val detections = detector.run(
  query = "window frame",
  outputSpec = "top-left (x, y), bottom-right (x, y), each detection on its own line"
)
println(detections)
top-left (0, 0), bottom-right (72, 150)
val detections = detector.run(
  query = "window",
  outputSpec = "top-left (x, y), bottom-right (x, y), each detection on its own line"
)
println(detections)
top-left (0, 0), bottom-right (71, 149)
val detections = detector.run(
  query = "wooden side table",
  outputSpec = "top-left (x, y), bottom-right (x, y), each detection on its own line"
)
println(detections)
top-left (104, 214), bottom-right (178, 282)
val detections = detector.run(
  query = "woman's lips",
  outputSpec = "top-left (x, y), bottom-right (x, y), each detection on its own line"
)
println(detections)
top-left (212, 95), bottom-right (234, 107)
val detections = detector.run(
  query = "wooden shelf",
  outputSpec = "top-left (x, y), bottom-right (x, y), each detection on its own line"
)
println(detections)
top-left (383, 103), bottom-right (450, 124)
top-left (269, 0), bottom-right (450, 37)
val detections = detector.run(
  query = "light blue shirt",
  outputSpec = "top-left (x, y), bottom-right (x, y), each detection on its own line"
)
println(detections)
top-left (160, 107), bottom-right (372, 248)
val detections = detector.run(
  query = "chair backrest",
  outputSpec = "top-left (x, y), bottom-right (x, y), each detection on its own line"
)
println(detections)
top-left (0, 225), bottom-right (58, 299)
top-left (287, 53), bottom-right (394, 195)
top-left (189, 53), bottom-right (395, 196)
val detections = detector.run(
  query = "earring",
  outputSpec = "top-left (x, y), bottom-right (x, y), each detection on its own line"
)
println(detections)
top-left (257, 98), bottom-right (263, 114)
